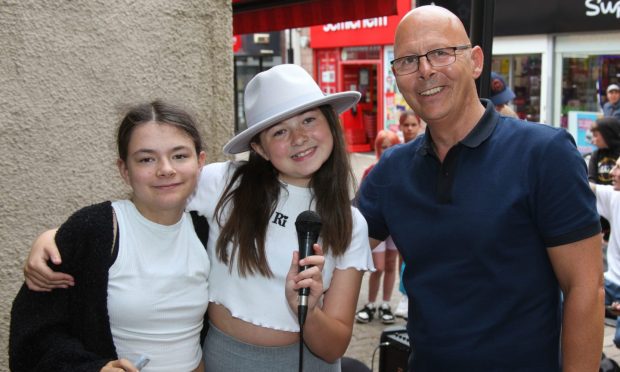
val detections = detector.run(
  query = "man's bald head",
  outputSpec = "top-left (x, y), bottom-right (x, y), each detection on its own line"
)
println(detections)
top-left (395, 5), bottom-right (470, 52)
top-left (391, 5), bottom-right (485, 133)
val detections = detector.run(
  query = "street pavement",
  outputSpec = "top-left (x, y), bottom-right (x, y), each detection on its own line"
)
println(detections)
top-left (344, 152), bottom-right (620, 370)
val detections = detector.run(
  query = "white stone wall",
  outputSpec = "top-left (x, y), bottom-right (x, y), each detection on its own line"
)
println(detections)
top-left (0, 0), bottom-right (233, 368)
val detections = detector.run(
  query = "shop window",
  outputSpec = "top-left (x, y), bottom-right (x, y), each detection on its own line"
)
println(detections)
top-left (600, 56), bottom-right (620, 106)
top-left (560, 56), bottom-right (603, 129)
top-left (491, 54), bottom-right (541, 122)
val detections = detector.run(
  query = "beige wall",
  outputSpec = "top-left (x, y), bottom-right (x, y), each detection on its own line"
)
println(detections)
top-left (0, 0), bottom-right (233, 368)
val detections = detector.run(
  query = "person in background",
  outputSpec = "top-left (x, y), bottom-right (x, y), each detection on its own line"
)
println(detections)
top-left (22, 65), bottom-right (374, 372)
top-left (489, 71), bottom-right (518, 118)
top-left (590, 157), bottom-right (620, 348)
top-left (10, 101), bottom-right (210, 372)
top-left (588, 117), bottom-right (620, 248)
top-left (604, 84), bottom-right (620, 119)
top-left (355, 130), bottom-right (401, 324)
top-left (356, 5), bottom-right (603, 370)
top-left (398, 109), bottom-right (425, 143)
top-left (393, 110), bottom-right (425, 320)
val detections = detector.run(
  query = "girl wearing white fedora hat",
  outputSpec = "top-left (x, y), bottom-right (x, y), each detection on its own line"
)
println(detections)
top-left (191, 64), bottom-right (374, 371)
top-left (24, 64), bottom-right (374, 371)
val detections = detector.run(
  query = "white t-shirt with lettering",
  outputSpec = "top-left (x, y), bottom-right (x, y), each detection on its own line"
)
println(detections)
top-left (188, 161), bottom-right (374, 332)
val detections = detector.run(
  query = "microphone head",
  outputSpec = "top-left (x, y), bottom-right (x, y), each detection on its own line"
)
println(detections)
top-left (295, 210), bottom-right (322, 234)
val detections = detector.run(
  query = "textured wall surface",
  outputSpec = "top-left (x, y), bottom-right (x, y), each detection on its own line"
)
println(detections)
top-left (0, 0), bottom-right (233, 368)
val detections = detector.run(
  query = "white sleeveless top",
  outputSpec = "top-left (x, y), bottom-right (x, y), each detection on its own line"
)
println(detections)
top-left (187, 161), bottom-right (374, 332)
top-left (107, 200), bottom-right (210, 372)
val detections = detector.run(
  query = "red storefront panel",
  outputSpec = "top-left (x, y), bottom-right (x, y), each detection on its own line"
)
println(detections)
top-left (309, 0), bottom-right (411, 48)
top-left (232, 0), bottom-right (398, 35)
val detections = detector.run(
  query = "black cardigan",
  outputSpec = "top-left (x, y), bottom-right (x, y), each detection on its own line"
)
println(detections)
top-left (9, 201), bottom-right (209, 372)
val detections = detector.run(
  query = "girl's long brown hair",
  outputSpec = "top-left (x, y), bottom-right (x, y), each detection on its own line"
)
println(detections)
top-left (214, 105), bottom-right (355, 277)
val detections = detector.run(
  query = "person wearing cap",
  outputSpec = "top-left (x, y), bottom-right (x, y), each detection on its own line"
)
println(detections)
top-left (22, 64), bottom-right (374, 371)
top-left (356, 5), bottom-right (603, 371)
top-left (604, 83), bottom-right (620, 119)
top-left (489, 72), bottom-right (518, 118)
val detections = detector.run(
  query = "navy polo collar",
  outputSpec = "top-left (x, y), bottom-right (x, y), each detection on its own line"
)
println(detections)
top-left (418, 99), bottom-right (499, 156)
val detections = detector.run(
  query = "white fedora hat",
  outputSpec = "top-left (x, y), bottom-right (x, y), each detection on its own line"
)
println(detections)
top-left (223, 64), bottom-right (361, 155)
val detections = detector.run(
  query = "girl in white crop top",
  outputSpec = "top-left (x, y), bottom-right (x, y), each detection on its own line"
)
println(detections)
top-left (190, 65), bottom-right (374, 369)
top-left (24, 66), bottom-right (375, 370)
top-left (14, 101), bottom-right (209, 372)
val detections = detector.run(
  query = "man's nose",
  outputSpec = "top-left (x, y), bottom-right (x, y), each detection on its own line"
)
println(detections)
top-left (417, 56), bottom-right (434, 78)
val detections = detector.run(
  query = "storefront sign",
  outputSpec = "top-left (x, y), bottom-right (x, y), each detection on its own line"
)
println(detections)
top-left (418, 0), bottom-right (620, 36)
top-left (310, 0), bottom-right (411, 48)
top-left (494, 0), bottom-right (620, 36)
top-left (585, 0), bottom-right (620, 18)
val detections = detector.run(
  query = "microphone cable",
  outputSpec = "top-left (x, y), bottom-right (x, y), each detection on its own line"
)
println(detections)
top-left (371, 342), bottom-right (391, 372)
top-left (298, 321), bottom-right (305, 372)
top-left (298, 299), bottom-right (310, 372)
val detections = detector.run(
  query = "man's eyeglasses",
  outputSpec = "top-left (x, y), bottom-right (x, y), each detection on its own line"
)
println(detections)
top-left (390, 45), bottom-right (471, 76)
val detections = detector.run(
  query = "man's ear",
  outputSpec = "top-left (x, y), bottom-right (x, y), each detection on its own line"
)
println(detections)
top-left (117, 159), bottom-right (130, 186)
top-left (250, 141), bottom-right (269, 161)
top-left (471, 45), bottom-right (484, 79)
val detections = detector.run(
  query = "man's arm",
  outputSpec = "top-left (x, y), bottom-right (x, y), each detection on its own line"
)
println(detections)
top-left (370, 237), bottom-right (381, 250)
top-left (547, 234), bottom-right (604, 372)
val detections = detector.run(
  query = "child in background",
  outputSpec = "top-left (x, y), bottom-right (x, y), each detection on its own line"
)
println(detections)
top-left (355, 130), bottom-right (401, 324)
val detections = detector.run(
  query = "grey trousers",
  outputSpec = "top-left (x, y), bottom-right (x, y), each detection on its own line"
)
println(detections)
top-left (203, 322), bottom-right (341, 372)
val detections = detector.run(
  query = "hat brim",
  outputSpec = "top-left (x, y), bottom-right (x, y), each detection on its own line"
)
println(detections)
top-left (223, 91), bottom-right (361, 154)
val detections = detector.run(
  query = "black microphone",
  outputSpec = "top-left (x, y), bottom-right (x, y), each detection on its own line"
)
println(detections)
top-left (295, 210), bottom-right (322, 327)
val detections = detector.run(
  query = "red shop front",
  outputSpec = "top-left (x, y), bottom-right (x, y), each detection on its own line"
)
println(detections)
top-left (310, 0), bottom-right (412, 152)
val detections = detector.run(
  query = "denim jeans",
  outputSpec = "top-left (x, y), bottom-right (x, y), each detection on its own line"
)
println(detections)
top-left (605, 278), bottom-right (620, 347)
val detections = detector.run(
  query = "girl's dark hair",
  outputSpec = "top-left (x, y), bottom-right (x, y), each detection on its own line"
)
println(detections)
top-left (214, 105), bottom-right (355, 277)
top-left (399, 110), bottom-right (419, 126)
top-left (592, 117), bottom-right (620, 150)
top-left (117, 100), bottom-right (203, 160)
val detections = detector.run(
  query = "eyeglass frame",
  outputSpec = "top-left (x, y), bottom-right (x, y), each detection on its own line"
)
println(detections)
top-left (390, 45), bottom-right (472, 76)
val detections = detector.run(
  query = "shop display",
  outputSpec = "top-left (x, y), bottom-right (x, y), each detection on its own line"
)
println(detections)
top-left (491, 54), bottom-right (541, 122)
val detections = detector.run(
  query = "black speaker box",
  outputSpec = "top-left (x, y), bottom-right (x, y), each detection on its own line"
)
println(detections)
top-left (379, 325), bottom-right (410, 372)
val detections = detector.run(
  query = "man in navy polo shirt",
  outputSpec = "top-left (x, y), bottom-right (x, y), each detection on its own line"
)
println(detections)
top-left (356, 5), bottom-right (603, 371)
